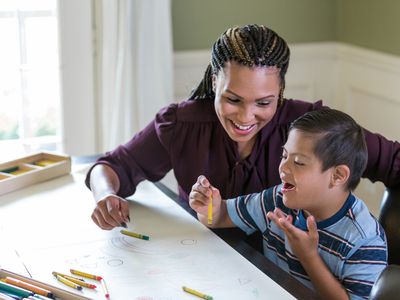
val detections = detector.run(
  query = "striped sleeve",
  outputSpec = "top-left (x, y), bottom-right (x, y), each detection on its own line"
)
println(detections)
top-left (226, 186), bottom-right (276, 235)
top-left (342, 235), bottom-right (387, 299)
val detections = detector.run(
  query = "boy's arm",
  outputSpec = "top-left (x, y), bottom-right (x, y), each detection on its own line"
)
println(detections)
top-left (301, 254), bottom-right (349, 300)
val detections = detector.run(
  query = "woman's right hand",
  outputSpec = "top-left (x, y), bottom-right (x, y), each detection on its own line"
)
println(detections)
top-left (91, 194), bottom-right (130, 230)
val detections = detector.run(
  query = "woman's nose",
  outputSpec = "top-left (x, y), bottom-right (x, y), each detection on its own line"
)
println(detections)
top-left (237, 106), bottom-right (254, 123)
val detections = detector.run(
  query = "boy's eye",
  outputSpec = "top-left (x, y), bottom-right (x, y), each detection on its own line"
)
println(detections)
top-left (294, 160), bottom-right (305, 166)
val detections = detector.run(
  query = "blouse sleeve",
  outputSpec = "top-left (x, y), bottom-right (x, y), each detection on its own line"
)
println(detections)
top-left (85, 103), bottom-right (178, 197)
top-left (363, 129), bottom-right (400, 187)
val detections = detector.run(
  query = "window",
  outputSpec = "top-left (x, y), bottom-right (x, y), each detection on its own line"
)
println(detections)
top-left (0, 0), bottom-right (61, 159)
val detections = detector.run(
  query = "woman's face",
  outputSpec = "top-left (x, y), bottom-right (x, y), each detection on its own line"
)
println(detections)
top-left (213, 61), bottom-right (281, 154)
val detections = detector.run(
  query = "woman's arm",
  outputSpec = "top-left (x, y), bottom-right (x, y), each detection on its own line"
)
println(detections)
top-left (89, 164), bottom-right (130, 230)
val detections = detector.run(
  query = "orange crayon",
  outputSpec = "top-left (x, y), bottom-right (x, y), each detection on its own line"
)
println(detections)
top-left (4, 277), bottom-right (53, 298)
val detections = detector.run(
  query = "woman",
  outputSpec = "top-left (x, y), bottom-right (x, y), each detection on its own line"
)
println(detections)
top-left (86, 24), bottom-right (400, 230)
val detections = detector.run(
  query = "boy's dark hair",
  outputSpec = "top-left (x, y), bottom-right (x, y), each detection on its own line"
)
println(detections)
top-left (290, 109), bottom-right (368, 191)
top-left (189, 24), bottom-right (290, 105)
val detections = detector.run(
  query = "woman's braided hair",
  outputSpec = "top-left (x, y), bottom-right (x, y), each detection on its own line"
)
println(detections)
top-left (189, 24), bottom-right (290, 105)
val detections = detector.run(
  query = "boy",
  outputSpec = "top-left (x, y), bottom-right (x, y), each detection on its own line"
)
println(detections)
top-left (189, 109), bottom-right (387, 300)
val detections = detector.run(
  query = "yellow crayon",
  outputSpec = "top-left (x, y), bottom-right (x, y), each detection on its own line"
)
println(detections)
top-left (54, 273), bottom-right (96, 289)
top-left (34, 159), bottom-right (56, 167)
top-left (70, 269), bottom-right (102, 281)
top-left (52, 271), bottom-right (84, 281)
top-left (207, 193), bottom-right (213, 225)
top-left (182, 286), bottom-right (213, 300)
top-left (120, 229), bottom-right (150, 240)
top-left (55, 275), bottom-right (82, 290)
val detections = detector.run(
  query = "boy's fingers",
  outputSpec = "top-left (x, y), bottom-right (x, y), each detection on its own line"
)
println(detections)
top-left (307, 216), bottom-right (318, 238)
top-left (274, 207), bottom-right (286, 219)
top-left (198, 175), bottom-right (210, 188)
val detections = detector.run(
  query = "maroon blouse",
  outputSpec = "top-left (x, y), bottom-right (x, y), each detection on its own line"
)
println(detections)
top-left (85, 99), bottom-right (400, 201)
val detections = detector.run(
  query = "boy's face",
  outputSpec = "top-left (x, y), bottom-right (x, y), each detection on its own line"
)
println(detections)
top-left (279, 129), bottom-right (334, 213)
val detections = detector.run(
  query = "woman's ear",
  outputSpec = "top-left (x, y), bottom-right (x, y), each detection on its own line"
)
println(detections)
top-left (331, 165), bottom-right (350, 188)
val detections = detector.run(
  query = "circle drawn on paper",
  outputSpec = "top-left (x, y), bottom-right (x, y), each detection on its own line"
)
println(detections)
top-left (110, 237), bottom-right (166, 255)
top-left (180, 239), bottom-right (197, 245)
top-left (107, 258), bottom-right (123, 267)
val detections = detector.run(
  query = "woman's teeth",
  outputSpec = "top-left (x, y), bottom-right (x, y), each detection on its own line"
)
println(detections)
top-left (232, 121), bottom-right (254, 131)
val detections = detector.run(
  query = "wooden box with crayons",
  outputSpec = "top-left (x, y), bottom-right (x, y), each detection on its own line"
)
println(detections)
top-left (0, 152), bottom-right (71, 196)
top-left (0, 269), bottom-right (91, 300)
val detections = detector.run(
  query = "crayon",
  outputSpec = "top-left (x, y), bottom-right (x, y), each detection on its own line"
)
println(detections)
top-left (59, 276), bottom-right (96, 289)
top-left (120, 229), bottom-right (149, 240)
top-left (69, 269), bottom-right (102, 281)
top-left (10, 168), bottom-right (31, 176)
top-left (4, 277), bottom-right (53, 298)
top-left (32, 294), bottom-right (54, 300)
top-left (55, 275), bottom-right (82, 291)
top-left (100, 279), bottom-right (109, 299)
top-left (0, 280), bottom-right (34, 298)
top-left (207, 193), bottom-right (213, 225)
top-left (0, 166), bottom-right (19, 174)
top-left (52, 272), bottom-right (85, 282)
top-left (51, 271), bottom-right (85, 281)
top-left (33, 160), bottom-right (56, 167)
top-left (182, 286), bottom-right (213, 300)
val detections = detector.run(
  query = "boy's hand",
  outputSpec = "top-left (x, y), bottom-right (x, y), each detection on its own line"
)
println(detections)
top-left (189, 175), bottom-right (222, 223)
top-left (267, 208), bottom-right (319, 263)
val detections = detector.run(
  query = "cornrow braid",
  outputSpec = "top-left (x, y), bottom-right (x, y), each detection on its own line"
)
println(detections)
top-left (190, 24), bottom-right (290, 103)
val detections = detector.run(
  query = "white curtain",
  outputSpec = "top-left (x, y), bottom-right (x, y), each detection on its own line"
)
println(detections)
top-left (94, 0), bottom-right (173, 151)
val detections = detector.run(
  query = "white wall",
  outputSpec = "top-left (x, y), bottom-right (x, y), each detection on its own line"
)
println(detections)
top-left (173, 43), bottom-right (400, 216)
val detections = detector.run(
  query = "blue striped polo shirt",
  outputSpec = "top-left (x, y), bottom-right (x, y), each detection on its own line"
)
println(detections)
top-left (227, 184), bottom-right (387, 300)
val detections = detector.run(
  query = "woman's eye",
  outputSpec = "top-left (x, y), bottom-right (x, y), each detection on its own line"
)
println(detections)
top-left (294, 161), bottom-right (305, 166)
top-left (257, 101), bottom-right (271, 106)
top-left (227, 97), bottom-right (240, 103)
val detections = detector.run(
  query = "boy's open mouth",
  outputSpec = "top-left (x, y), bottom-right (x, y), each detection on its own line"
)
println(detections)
top-left (282, 182), bottom-right (295, 192)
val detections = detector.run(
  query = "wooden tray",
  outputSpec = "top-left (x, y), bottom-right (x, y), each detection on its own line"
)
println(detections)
top-left (0, 152), bottom-right (71, 196)
top-left (0, 269), bottom-right (92, 300)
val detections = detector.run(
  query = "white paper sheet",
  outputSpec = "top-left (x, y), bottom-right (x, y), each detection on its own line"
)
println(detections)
top-left (0, 171), bottom-right (295, 300)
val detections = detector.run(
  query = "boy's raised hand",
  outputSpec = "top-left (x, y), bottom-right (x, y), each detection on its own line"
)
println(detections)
top-left (189, 175), bottom-right (222, 223)
top-left (267, 208), bottom-right (319, 263)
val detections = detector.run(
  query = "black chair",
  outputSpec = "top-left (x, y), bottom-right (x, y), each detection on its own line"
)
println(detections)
top-left (379, 186), bottom-right (400, 265)
top-left (369, 265), bottom-right (400, 300)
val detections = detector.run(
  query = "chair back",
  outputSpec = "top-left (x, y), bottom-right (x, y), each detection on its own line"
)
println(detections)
top-left (379, 186), bottom-right (400, 265)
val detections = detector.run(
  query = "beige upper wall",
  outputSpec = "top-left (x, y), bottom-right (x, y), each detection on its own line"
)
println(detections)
top-left (336, 0), bottom-right (400, 57)
top-left (172, 0), bottom-right (336, 51)
top-left (172, 0), bottom-right (400, 57)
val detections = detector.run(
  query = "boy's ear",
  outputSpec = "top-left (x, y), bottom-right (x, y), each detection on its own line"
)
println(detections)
top-left (331, 165), bottom-right (350, 187)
